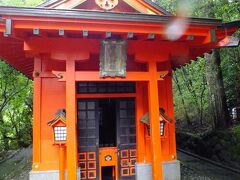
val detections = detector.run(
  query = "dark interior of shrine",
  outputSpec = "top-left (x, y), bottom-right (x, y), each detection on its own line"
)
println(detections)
top-left (102, 166), bottom-right (115, 180)
top-left (99, 98), bottom-right (117, 147)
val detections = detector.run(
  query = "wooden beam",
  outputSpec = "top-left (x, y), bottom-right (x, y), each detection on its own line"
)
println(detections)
top-left (66, 58), bottom-right (77, 180)
top-left (52, 71), bottom-right (167, 82)
top-left (14, 18), bottom-right (211, 38)
top-left (76, 93), bottom-right (136, 98)
top-left (24, 38), bottom-right (97, 60)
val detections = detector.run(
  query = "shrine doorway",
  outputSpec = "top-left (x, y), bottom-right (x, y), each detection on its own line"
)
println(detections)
top-left (99, 98), bottom-right (117, 148)
top-left (77, 97), bottom-right (136, 180)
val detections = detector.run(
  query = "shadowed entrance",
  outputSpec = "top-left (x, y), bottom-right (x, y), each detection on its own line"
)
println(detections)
top-left (99, 98), bottom-right (117, 148)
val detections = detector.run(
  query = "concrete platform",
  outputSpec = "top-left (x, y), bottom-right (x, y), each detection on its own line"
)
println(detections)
top-left (135, 160), bottom-right (181, 180)
top-left (29, 168), bottom-right (80, 180)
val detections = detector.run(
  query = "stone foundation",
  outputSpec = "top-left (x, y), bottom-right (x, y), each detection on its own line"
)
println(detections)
top-left (29, 168), bottom-right (81, 180)
top-left (135, 160), bottom-right (181, 180)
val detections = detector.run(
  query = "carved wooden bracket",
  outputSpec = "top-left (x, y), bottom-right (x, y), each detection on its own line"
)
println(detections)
top-left (52, 71), bottom-right (65, 80)
top-left (33, 71), bottom-right (41, 78)
top-left (159, 71), bottom-right (169, 79)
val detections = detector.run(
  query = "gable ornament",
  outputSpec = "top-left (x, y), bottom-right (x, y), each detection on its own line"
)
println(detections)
top-left (95, 0), bottom-right (119, 10)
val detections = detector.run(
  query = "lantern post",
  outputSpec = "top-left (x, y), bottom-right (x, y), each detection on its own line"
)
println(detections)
top-left (48, 109), bottom-right (67, 180)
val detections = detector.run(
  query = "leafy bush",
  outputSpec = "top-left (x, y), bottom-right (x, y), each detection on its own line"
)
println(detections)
top-left (232, 124), bottom-right (240, 140)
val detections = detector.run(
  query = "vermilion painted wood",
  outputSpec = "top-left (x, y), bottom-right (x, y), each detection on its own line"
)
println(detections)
top-left (59, 145), bottom-right (65, 180)
top-left (136, 83), bottom-right (146, 163)
top-left (99, 147), bottom-right (119, 180)
top-left (165, 74), bottom-right (177, 159)
top-left (40, 77), bottom-right (66, 171)
top-left (52, 71), bottom-right (166, 81)
top-left (66, 59), bottom-right (77, 179)
top-left (148, 60), bottom-right (162, 180)
top-left (0, 1), bottom-right (238, 180)
top-left (32, 56), bottom-right (42, 170)
top-left (0, 18), bottom-right (235, 78)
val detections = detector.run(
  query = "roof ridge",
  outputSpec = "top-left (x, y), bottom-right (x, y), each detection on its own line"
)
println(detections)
top-left (142, 0), bottom-right (172, 15)
top-left (38, 0), bottom-right (60, 7)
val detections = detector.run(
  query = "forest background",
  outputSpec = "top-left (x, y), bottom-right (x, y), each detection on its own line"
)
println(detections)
top-left (0, 0), bottom-right (239, 167)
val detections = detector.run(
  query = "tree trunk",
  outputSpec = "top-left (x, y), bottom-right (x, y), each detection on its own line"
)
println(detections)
top-left (205, 49), bottom-right (230, 129)
top-left (199, 76), bottom-right (207, 126)
top-left (173, 72), bottom-right (191, 126)
top-left (180, 68), bottom-right (202, 124)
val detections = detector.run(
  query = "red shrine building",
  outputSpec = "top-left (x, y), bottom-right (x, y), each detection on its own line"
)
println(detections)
top-left (0, 0), bottom-right (239, 179)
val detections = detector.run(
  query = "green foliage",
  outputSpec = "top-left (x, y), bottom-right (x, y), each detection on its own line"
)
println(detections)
top-left (0, 0), bottom-right (45, 153)
top-left (155, 0), bottom-right (177, 14)
top-left (232, 124), bottom-right (240, 139)
top-left (173, 58), bottom-right (210, 124)
top-left (0, 61), bottom-right (33, 151)
top-left (157, 0), bottom-right (240, 126)
top-left (0, 0), bottom-right (44, 6)
top-left (220, 31), bottom-right (240, 107)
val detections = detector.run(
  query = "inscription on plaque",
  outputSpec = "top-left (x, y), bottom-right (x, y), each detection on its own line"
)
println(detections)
top-left (100, 40), bottom-right (127, 78)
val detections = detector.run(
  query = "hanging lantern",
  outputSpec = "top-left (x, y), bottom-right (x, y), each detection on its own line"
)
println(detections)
top-left (140, 108), bottom-right (173, 137)
top-left (160, 117), bottom-right (165, 136)
top-left (47, 109), bottom-right (67, 180)
top-left (53, 126), bottom-right (67, 142)
top-left (48, 109), bottom-right (67, 144)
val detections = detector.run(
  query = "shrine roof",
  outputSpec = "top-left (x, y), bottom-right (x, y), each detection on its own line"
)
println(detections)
top-left (0, 6), bottom-right (223, 25)
top-left (0, 4), bottom-right (239, 78)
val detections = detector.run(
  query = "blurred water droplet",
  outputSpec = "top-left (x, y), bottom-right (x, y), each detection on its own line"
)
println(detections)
top-left (165, 18), bottom-right (189, 41)
top-left (164, 0), bottom-right (193, 41)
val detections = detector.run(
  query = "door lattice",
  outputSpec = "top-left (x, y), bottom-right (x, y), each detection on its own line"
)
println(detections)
top-left (77, 99), bottom-right (99, 179)
top-left (117, 98), bottom-right (136, 179)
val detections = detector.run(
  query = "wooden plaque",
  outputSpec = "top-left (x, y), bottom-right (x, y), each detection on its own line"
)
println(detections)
top-left (100, 40), bottom-right (127, 78)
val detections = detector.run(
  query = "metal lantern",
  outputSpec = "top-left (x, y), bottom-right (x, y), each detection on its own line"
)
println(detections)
top-left (48, 109), bottom-right (67, 144)
top-left (53, 126), bottom-right (67, 142)
top-left (48, 109), bottom-right (67, 180)
top-left (140, 108), bottom-right (173, 137)
top-left (160, 118), bottom-right (165, 137)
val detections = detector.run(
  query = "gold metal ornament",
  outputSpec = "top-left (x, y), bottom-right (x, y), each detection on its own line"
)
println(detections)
top-left (95, 0), bottom-right (119, 10)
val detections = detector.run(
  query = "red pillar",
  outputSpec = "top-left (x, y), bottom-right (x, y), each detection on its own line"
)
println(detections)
top-left (32, 55), bottom-right (42, 170)
top-left (59, 145), bottom-right (66, 180)
top-left (66, 58), bottom-right (77, 179)
top-left (136, 82), bottom-right (146, 162)
top-left (166, 71), bottom-right (177, 159)
top-left (148, 61), bottom-right (162, 180)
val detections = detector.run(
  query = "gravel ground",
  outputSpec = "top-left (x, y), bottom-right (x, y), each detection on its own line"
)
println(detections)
top-left (0, 147), bottom-right (32, 180)
top-left (1, 147), bottom-right (239, 180)
top-left (178, 151), bottom-right (240, 180)
top-left (181, 164), bottom-right (212, 180)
